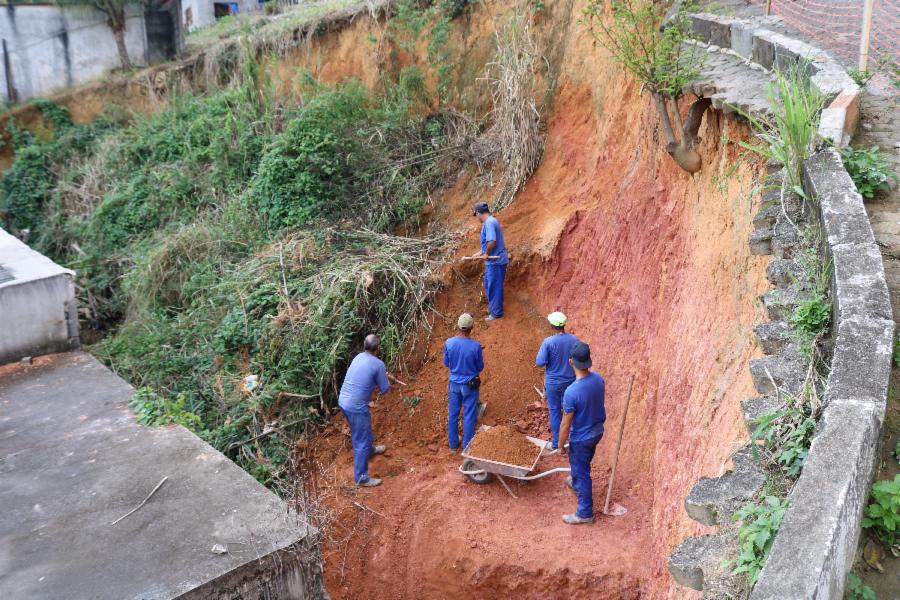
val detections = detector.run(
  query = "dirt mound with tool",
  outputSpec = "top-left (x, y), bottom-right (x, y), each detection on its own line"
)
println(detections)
top-left (467, 425), bottom-right (541, 466)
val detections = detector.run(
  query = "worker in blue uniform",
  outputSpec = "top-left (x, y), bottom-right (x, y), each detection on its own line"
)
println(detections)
top-left (535, 311), bottom-right (580, 453)
top-left (558, 342), bottom-right (606, 524)
top-left (443, 313), bottom-right (485, 451)
top-left (470, 202), bottom-right (509, 321)
top-left (338, 334), bottom-right (402, 487)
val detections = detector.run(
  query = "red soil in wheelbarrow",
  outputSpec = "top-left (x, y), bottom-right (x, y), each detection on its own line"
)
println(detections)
top-left (466, 425), bottom-right (541, 467)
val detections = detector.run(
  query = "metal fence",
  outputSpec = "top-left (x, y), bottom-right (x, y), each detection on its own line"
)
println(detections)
top-left (748, 0), bottom-right (899, 87)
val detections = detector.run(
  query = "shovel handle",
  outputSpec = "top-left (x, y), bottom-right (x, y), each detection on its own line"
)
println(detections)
top-left (603, 374), bottom-right (634, 515)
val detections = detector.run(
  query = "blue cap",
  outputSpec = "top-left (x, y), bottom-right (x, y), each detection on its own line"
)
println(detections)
top-left (473, 202), bottom-right (490, 215)
top-left (570, 342), bottom-right (592, 369)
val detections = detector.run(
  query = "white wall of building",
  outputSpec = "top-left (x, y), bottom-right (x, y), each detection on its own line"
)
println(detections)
top-left (0, 3), bottom-right (148, 102)
top-left (0, 229), bottom-right (78, 365)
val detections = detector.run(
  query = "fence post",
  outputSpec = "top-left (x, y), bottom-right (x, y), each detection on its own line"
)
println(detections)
top-left (858, 0), bottom-right (875, 71)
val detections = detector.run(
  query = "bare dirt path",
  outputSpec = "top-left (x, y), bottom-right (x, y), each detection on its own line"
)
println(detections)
top-left (313, 269), bottom-right (652, 599)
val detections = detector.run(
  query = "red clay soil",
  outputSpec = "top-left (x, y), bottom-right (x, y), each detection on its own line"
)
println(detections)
top-left (466, 425), bottom-right (542, 467)
top-left (311, 74), bottom-right (769, 599)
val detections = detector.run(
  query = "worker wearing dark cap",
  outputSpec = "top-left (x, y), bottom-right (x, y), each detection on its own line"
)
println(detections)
top-left (469, 202), bottom-right (509, 321)
top-left (558, 342), bottom-right (606, 525)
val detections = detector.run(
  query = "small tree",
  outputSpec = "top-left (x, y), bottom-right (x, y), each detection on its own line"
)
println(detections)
top-left (94, 0), bottom-right (132, 70)
top-left (583, 0), bottom-right (709, 174)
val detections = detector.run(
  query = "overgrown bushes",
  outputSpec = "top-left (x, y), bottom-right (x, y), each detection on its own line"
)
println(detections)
top-left (0, 65), bottom-right (466, 485)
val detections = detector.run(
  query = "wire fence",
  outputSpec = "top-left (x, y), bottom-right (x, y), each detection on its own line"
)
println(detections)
top-left (748, 0), bottom-right (899, 90)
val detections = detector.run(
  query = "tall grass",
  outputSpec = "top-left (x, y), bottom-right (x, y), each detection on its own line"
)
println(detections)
top-left (737, 65), bottom-right (825, 197)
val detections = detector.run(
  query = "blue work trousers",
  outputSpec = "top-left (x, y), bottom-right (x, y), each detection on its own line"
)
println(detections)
top-left (545, 379), bottom-right (574, 448)
top-left (569, 434), bottom-right (603, 518)
top-left (484, 263), bottom-right (507, 318)
top-left (342, 408), bottom-right (374, 484)
top-left (448, 382), bottom-right (480, 450)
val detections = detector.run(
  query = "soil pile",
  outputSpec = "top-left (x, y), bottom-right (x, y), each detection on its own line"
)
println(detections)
top-left (467, 425), bottom-right (540, 466)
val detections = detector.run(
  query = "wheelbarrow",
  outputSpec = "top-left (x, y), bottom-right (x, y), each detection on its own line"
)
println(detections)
top-left (458, 427), bottom-right (570, 498)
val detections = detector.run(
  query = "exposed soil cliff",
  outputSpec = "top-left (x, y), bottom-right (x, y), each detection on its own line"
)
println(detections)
top-left (308, 2), bottom-right (768, 596)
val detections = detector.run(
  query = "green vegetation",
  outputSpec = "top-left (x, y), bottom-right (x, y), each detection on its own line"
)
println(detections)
top-left (846, 573), bottom-right (877, 600)
top-left (130, 387), bottom-right (204, 430)
top-left (732, 496), bottom-right (789, 586)
top-left (847, 68), bottom-right (874, 88)
top-left (840, 145), bottom-right (898, 200)
top-left (0, 59), bottom-right (468, 485)
top-left (582, 0), bottom-right (709, 173)
top-left (737, 65), bottom-right (825, 197)
top-left (862, 474), bottom-right (900, 550)
top-left (790, 296), bottom-right (831, 336)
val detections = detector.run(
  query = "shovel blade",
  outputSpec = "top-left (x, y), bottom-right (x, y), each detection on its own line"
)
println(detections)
top-left (603, 502), bottom-right (628, 516)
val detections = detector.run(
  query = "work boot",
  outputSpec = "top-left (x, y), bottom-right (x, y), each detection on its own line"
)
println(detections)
top-left (358, 477), bottom-right (382, 487)
top-left (562, 513), bottom-right (594, 525)
top-left (485, 314), bottom-right (501, 321)
top-left (372, 445), bottom-right (386, 455)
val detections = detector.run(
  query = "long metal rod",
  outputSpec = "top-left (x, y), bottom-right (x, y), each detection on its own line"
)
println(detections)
top-left (603, 374), bottom-right (635, 515)
top-left (858, 0), bottom-right (875, 71)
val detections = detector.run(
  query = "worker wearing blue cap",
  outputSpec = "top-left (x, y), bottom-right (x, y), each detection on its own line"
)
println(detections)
top-left (535, 311), bottom-right (580, 452)
top-left (558, 342), bottom-right (606, 525)
top-left (470, 202), bottom-right (509, 321)
top-left (443, 313), bottom-right (485, 450)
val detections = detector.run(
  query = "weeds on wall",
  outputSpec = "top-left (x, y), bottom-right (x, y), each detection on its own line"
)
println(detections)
top-left (730, 496), bottom-right (789, 586)
top-left (735, 65), bottom-right (825, 200)
top-left (738, 227), bottom-right (832, 587)
top-left (0, 64), bottom-right (468, 485)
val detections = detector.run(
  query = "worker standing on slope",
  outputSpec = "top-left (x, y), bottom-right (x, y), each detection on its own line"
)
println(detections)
top-left (338, 334), bottom-right (399, 487)
top-left (558, 342), bottom-right (606, 525)
top-left (470, 202), bottom-right (509, 321)
top-left (443, 313), bottom-right (485, 451)
top-left (535, 312), bottom-right (580, 453)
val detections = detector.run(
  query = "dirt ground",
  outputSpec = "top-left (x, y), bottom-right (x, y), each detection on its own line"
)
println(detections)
top-left (309, 72), bottom-right (769, 599)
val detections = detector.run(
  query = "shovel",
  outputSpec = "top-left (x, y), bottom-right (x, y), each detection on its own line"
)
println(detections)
top-left (602, 374), bottom-right (634, 517)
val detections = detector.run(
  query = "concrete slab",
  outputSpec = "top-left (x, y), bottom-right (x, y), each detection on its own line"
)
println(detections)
top-left (0, 352), bottom-right (324, 600)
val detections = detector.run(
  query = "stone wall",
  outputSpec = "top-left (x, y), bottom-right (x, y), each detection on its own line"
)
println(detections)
top-left (668, 11), bottom-right (893, 600)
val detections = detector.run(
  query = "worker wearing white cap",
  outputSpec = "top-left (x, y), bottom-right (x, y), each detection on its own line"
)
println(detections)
top-left (443, 313), bottom-right (485, 450)
top-left (535, 311), bottom-right (580, 452)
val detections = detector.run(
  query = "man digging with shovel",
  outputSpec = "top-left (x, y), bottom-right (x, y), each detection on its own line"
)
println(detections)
top-left (558, 342), bottom-right (606, 525)
top-left (338, 334), bottom-right (406, 487)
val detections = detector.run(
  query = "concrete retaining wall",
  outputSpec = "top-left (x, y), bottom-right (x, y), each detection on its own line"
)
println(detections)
top-left (0, 228), bottom-right (78, 364)
top-left (671, 12), bottom-right (893, 600)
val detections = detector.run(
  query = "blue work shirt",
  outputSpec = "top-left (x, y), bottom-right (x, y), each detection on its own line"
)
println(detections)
top-left (480, 216), bottom-right (509, 265)
top-left (535, 332), bottom-right (579, 386)
top-left (338, 352), bottom-right (390, 412)
top-left (443, 336), bottom-right (485, 384)
top-left (563, 372), bottom-right (606, 442)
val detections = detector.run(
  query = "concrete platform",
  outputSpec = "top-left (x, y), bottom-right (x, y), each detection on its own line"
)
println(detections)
top-left (0, 352), bottom-right (324, 600)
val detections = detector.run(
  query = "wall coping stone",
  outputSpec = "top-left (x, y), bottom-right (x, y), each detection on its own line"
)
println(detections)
top-left (671, 11), bottom-right (895, 600)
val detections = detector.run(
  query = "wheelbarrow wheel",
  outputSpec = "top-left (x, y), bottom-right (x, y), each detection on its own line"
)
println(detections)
top-left (461, 459), bottom-right (494, 485)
